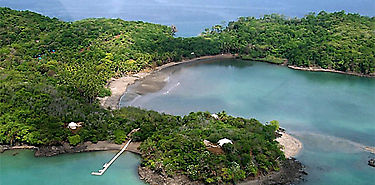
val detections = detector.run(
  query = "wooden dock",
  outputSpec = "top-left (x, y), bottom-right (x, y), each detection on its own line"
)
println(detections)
top-left (91, 139), bottom-right (132, 176)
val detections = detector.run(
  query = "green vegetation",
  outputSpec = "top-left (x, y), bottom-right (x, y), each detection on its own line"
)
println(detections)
top-left (68, 135), bottom-right (81, 146)
top-left (0, 7), bottom-right (374, 184)
top-left (204, 11), bottom-right (375, 74)
top-left (241, 55), bottom-right (285, 64)
top-left (140, 111), bottom-right (283, 184)
top-left (0, 7), bottom-right (221, 102)
top-left (0, 7), bottom-right (220, 145)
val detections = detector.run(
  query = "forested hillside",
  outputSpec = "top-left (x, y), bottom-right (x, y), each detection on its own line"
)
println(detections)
top-left (1, 7), bottom-right (374, 152)
top-left (0, 7), bottom-right (221, 145)
top-left (204, 11), bottom-right (375, 74)
top-left (0, 7), bottom-right (220, 101)
top-left (2, 7), bottom-right (373, 184)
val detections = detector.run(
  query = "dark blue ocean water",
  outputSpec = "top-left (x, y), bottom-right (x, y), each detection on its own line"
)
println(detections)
top-left (1, 0), bottom-right (374, 37)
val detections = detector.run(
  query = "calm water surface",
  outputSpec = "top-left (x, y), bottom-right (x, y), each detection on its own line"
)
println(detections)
top-left (121, 59), bottom-right (375, 185)
top-left (1, 1), bottom-right (375, 184)
top-left (0, 150), bottom-right (145, 185)
top-left (1, 0), bottom-right (374, 37)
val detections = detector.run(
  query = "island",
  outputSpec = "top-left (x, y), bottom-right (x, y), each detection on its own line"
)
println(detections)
top-left (1, 7), bottom-right (374, 185)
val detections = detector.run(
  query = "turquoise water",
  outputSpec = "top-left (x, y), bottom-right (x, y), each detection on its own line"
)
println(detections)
top-left (1, 1), bottom-right (375, 184)
top-left (1, 0), bottom-right (374, 37)
top-left (121, 59), bottom-right (375, 185)
top-left (0, 150), bottom-right (145, 185)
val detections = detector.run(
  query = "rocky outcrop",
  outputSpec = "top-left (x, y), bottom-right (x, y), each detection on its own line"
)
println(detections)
top-left (34, 141), bottom-right (123, 157)
top-left (369, 159), bottom-right (375, 168)
top-left (2, 140), bottom-right (140, 157)
top-left (138, 166), bottom-right (202, 185)
top-left (0, 145), bottom-right (37, 153)
top-left (138, 158), bottom-right (306, 185)
top-left (35, 142), bottom-right (87, 157)
top-left (239, 158), bottom-right (307, 185)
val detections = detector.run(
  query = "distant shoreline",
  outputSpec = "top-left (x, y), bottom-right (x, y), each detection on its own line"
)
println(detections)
top-left (240, 56), bottom-right (375, 78)
top-left (288, 65), bottom-right (375, 78)
top-left (101, 54), bottom-right (374, 110)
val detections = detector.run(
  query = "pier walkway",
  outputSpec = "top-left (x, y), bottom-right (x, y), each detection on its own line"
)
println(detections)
top-left (91, 128), bottom-right (140, 176)
top-left (91, 139), bottom-right (132, 176)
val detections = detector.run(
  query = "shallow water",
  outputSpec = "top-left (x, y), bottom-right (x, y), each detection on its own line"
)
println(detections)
top-left (121, 59), bottom-right (375, 185)
top-left (1, 0), bottom-right (374, 37)
top-left (1, 1), bottom-right (375, 184)
top-left (0, 150), bottom-right (145, 185)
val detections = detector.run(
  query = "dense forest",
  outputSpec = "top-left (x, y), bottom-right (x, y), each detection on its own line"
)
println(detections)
top-left (139, 111), bottom-right (283, 183)
top-left (204, 11), bottom-right (375, 74)
top-left (0, 7), bottom-right (374, 184)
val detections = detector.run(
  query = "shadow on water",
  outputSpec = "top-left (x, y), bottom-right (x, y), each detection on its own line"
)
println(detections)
top-left (200, 58), bottom-right (255, 68)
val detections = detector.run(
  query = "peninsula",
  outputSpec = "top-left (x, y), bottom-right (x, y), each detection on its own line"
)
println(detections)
top-left (1, 7), bottom-right (374, 185)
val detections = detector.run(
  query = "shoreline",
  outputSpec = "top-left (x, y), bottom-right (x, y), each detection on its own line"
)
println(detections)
top-left (138, 132), bottom-right (306, 185)
top-left (139, 158), bottom-right (306, 185)
top-left (99, 54), bottom-right (235, 110)
top-left (276, 131), bottom-right (303, 158)
top-left (0, 132), bottom-right (303, 157)
top-left (288, 65), bottom-right (375, 78)
top-left (0, 141), bottom-right (141, 157)
top-left (100, 54), bottom-right (374, 110)
top-left (3, 55), bottom-right (373, 184)
top-left (1, 132), bottom-right (306, 185)
top-left (239, 56), bottom-right (374, 78)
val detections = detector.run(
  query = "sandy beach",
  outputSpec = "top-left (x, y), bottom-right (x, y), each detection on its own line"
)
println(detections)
top-left (99, 54), bottom-right (235, 109)
top-left (276, 132), bottom-right (303, 158)
top-left (365, 146), bottom-right (375, 154)
top-left (288, 65), bottom-right (375, 78)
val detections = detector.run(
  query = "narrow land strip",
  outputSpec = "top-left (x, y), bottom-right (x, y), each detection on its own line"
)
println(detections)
top-left (288, 65), bottom-right (375, 78)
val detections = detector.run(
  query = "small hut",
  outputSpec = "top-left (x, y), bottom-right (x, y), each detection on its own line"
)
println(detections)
top-left (66, 122), bottom-right (83, 133)
top-left (217, 138), bottom-right (233, 147)
top-left (211, 114), bottom-right (219, 119)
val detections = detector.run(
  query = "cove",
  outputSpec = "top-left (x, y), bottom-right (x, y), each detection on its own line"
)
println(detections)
top-left (121, 59), bottom-right (375, 185)
top-left (0, 150), bottom-right (145, 185)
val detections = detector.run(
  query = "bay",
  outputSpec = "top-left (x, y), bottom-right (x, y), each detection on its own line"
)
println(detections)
top-left (121, 59), bottom-right (375, 185)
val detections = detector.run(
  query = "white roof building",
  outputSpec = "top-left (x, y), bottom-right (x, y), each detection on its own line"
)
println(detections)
top-left (67, 122), bottom-right (80, 130)
top-left (211, 114), bottom-right (219, 119)
top-left (217, 138), bottom-right (233, 146)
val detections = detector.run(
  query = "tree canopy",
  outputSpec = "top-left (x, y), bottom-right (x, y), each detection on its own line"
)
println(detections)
top-left (0, 8), bottom-right (373, 184)
top-left (204, 11), bottom-right (375, 74)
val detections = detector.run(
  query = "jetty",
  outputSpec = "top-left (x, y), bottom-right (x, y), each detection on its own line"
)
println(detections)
top-left (91, 128), bottom-right (140, 176)
top-left (91, 139), bottom-right (132, 176)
